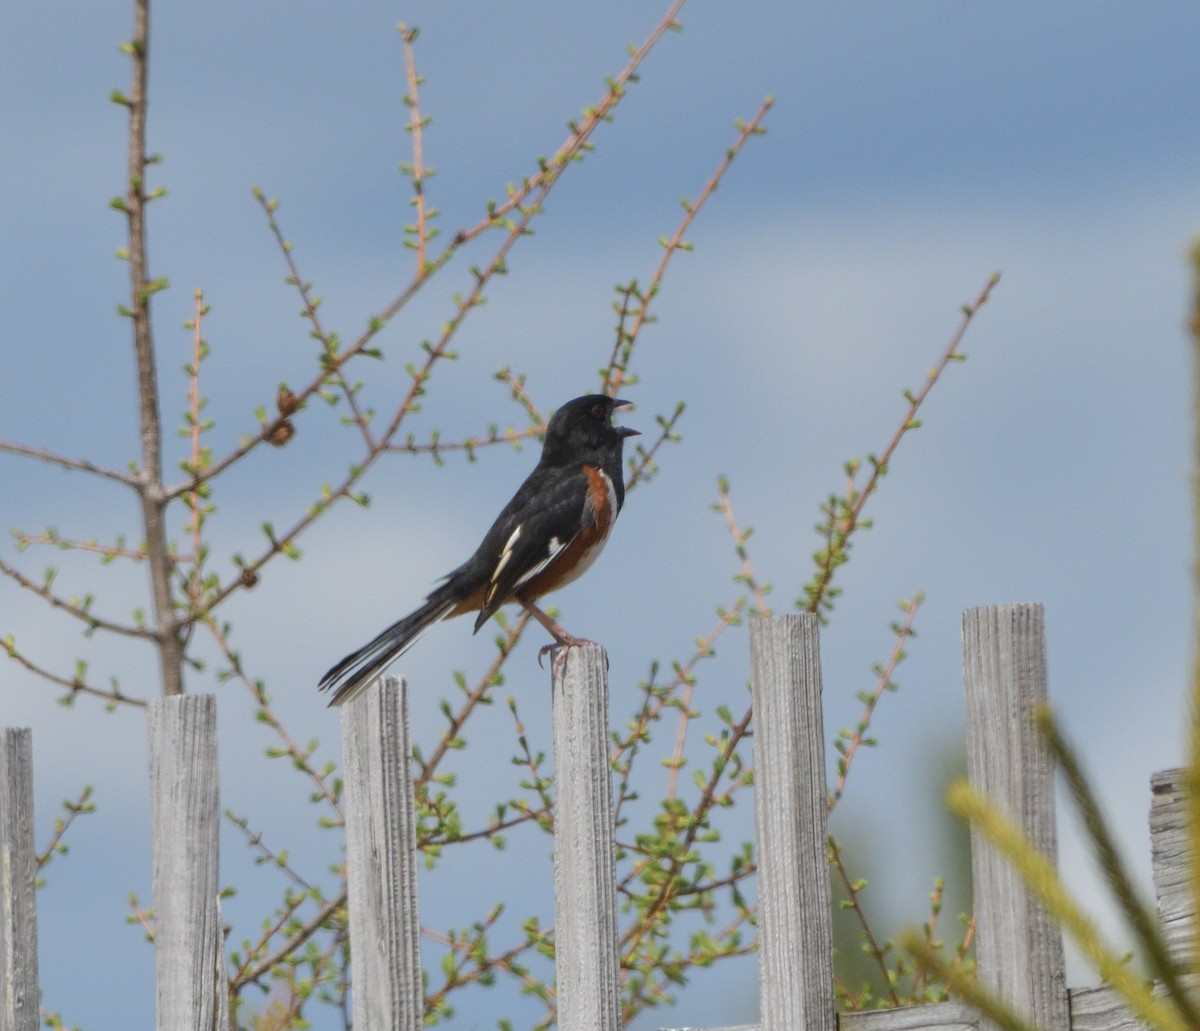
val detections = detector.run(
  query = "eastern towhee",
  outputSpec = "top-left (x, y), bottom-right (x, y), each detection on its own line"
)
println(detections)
top-left (319, 394), bottom-right (639, 705)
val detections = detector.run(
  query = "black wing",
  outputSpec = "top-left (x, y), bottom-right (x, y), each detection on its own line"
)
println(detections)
top-left (469, 464), bottom-right (592, 628)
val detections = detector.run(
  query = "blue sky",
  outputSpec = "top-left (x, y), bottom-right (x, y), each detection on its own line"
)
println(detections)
top-left (3, 3), bottom-right (1200, 1028)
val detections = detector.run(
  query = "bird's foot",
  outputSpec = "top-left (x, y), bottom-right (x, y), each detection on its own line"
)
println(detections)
top-left (519, 596), bottom-right (596, 669)
top-left (537, 633), bottom-right (598, 670)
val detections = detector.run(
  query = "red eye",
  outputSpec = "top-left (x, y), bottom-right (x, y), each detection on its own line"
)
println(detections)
top-left (592, 404), bottom-right (605, 419)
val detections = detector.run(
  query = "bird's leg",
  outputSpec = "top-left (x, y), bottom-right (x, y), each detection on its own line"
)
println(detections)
top-left (517, 595), bottom-right (591, 646)
top-left (516, 596), bottom-right (595, 669)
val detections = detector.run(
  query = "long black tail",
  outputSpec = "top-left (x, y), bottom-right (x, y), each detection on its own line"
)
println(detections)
top-left (319, 595), bottom-right (456, 707)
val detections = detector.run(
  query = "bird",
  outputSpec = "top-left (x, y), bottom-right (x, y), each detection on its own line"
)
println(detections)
top-left (319, 394), bottom-right (640, 706)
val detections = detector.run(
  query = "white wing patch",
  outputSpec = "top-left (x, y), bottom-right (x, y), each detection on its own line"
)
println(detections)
top-left (513, 535), bottom-right (566, 591)
top-left (498, 468), bottom-right (621, 599)
top-left (491, 524), bottom-right (521, 583)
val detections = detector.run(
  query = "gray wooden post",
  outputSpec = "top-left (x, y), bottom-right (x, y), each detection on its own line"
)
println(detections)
top-left (0, 728), bottom-right (38, 1031)
top-left (147, 694), bottom-right (224, 1031)
top-left (551, 643), bottom-right (621, 1031)
top-left (748, 614), bottom-right (836, 1031)
top-left (341, 676), bottom-right (423, 1030)
top-left (1149, 768), bottom-right (1193, 960)
top-left (961, 604), bottom-right (1068, 1031)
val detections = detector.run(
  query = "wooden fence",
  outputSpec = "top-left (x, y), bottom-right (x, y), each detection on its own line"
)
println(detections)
top-left (0, 603), bottom-right (1193, 1029)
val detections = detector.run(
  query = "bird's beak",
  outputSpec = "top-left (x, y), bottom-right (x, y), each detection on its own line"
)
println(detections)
top-left (612, 399), bottom-right (640, 436)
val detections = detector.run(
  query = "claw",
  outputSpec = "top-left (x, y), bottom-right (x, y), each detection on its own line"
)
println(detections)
top-left (538, 639), bottom-right (595, 673)
top-left (519, 596), bottom-right (597, 671)
top-left (553, 647), bottom-right (570, 678)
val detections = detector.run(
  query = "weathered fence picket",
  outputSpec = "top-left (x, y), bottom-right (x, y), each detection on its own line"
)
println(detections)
top-left (663, 606), bottom-right (1196, 1031)
top-left (146, 694), bottom-right (226, 1031)
top-left (1149, 768), bottom-right (1193, 958)
top-left (748, 614), bottom-right (836, 1031)
top-left (962, 604), bottom-right (1069, 1030)
top-left (0, 727), bottom-right (37, 1031)
top-left (4, 604), bottom-right (1199, 1031)
top-left (340, 675), bottom-right (424, 1030)
top-left (551, 642), bottom-right (622, 1030)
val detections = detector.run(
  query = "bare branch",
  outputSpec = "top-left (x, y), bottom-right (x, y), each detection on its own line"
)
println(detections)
top-left (456, 0), bottom-right (690, 248)
top-left (204, 616), bottom-right (344, 821)
top-left (0, 556), bottom-right (151, 640)
top-left (251, 192), bottom-right (376, 450)
top-left (618, 276), bottom-right (999, 968)
top-left (11, 528), bottom-right (148, 563)
top-left (197, 194), bottom-right (552, 615)
top-left (226, 810), bottom-right (314, 893)
top-left (170, 2), bottom-right (693, 508)
top-left (386, 422), bottom-right (541, 460)
top-left (400, 24), bottom-right (432, 272)
top-left (415, 611), bottom-right (532, 790)
top-left (604, 95), bottom-right (773, 396)
top-left (803, 272), bottom-right (1001, 617)
top-left (624, 401), bottom-right (685, 491)
top-left (229, 889), bottom-right (347, 991)
top-left (36, 785), bottom-right (96, 871)
top-left (117, 0), bottom-right (183, 695)
top-left (829, 593), bottom-right (923, 810)
top-left (0, 440), bottom-right (137, 487)
top-left (1, 637), bottom-right (145, 708)
top-left (661, 601), bottom-right (746, 800)
top-left (713, 475), bottom-right (771, 617)
top-left (830, 835), bottom-right (901, 1006)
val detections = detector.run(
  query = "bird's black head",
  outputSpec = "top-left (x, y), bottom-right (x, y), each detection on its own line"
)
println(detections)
top-left (540, 394), bottom-right (639, 467)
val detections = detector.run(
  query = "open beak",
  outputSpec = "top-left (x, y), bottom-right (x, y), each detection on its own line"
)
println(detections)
top-left (613, 398), bottom-right (640, 436)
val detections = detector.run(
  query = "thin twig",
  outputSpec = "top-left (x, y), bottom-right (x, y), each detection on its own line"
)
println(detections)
top-left (624, 402), bottom-right (685, 491)
top-left (252, 192), bottom-right (376, 450)
top-left (168, 2), bottom-right (691, 505)
top-left (197, 195), bottom-right (546, 616)
top-left (657, 477), bottom-right (770, 799)
top-left (495, 367), bottom-right (545, 427)
top-left (35, 786), bottom-right (95, 870)
top-left (804, 273), bottom-right (1000, 616)
top-left (127, 893), bottom-right (155, 939)
top-left (0, 556), bottom-right (151, 639)
top-left (504, 694), bottom-right (555, 830)
top-left (913, 878), bottom-right (945, 999)
top-left (184, 290), bottom-right (207, 616)
top-left (830, 834), bottom-right (902, 1006)
top-left (400, 24), bottom-right (431, 273)
top-left (226, 811), bottom-right (314, 893)
top-left (662, 601), bottom-right (746, 800)
top-left (1, 638), bottom-right (144, 707)
top-left (612, 667), bottom-right (664, 828)
top-left (414, 611), bottom-right (531, 789)
top-left (11, 529), bottom-right (148, 562)
top-left (713, 476), bottom-right (771, 617)
top-left (829, 592), bottom-right (923, 810)
top-left (204, 617), bottom-right (344, 820)
top-left (456, 0), bottom-right (689, 250)
top-left (230, 890), bottom-right (348, 991)
top-left (621, 274), bottom-right (999, 962)
top-left (423, 917), bottom-right (540, 1020)
top-left (604, 95), bottom-right (773, 397)
top-left (386, 423), bottom-right (540, 460)
top-left (621, 906), bottom-right (756, 1023)
top-left (0, 441), bottom-right (137, 487)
